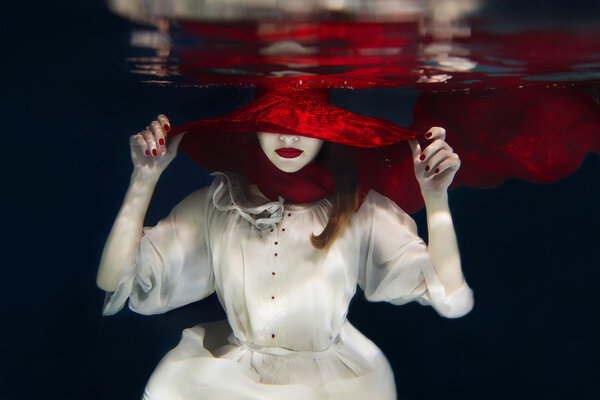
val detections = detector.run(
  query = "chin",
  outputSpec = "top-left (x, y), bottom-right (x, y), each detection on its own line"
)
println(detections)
top-left (274, 158), bottom-right (307, 173)
top-left (277, 164), bottom-right (304, 173)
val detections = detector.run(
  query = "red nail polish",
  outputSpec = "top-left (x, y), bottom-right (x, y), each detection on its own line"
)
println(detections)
top-left (419, 154), bottom-right (426, 161)
top-left (425, 132), bottom-right (432, 138)
top-left (145, 150), bottom-right (150, 156)
top-left (435, 168), bottom-right (440, 173)
top-left (425, 165), bottom-right (430, 172)
top-left (159, 138), bottom-right (165, 146)
top-left (164, 124), bottom-right (170, 132)
top-left (152, 149), bottom-right (157, 156)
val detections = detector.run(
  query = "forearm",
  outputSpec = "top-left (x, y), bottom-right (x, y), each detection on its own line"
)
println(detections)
top-left (96, 172), bottom-right (158, 291)
top-left (423, 190), bottom-right (465, 294)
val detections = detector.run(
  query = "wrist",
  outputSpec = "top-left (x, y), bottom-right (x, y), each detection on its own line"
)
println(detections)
top-left (131, 169), bottom-right (160, 188)
top-left (422, 190), bottom-right (449, 209)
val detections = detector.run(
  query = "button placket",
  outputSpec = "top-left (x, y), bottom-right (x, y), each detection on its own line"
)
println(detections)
top-left (270, 228), bottom-right (279, 303)
top-left (256, 225), bottom-right (282, 343)
top-left (265, 210), bottom-right (295, 343)
top-left (268, 224), bottom-right (281, 341)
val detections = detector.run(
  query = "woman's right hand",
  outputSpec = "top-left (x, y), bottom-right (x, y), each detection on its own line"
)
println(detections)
top-left (130, 114), bottom-right (185, 182)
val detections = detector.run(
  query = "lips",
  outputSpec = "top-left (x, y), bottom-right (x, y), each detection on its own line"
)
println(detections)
top-left (275, 148), bottom-right (303, 158)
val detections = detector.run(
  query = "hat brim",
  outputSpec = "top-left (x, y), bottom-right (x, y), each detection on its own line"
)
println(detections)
top-left (170, 88), bottom-right (418, 148)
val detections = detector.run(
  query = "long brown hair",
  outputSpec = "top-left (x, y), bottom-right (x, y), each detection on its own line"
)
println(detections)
top-left (310, 144), bottom-right (359, 250)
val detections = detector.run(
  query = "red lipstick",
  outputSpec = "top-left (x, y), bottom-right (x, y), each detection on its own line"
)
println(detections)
top-left (276, 148), bottom-right (303, 158)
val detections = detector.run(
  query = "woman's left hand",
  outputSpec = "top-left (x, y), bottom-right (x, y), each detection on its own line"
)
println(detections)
top-left (408, 127), bottom-right (461, 195)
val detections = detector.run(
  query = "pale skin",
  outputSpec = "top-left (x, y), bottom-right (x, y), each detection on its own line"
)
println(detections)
top-left (97, 117), bottom-right (464, 296)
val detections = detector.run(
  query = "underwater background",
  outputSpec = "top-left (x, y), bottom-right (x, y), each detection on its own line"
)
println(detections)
top-left (4, 0), bottom-right (599, 399)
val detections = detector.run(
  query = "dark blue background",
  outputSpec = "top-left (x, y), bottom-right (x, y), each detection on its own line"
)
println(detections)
top-left (4, 1), bottom-right (599, 399)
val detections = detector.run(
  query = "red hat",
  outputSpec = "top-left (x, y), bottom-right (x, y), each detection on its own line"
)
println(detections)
top-left (168, 86), bottom-right (421, 207)
top-left (171, 87), bottom-right (418, 148)
top-left (169, 86), bottom-right (600, 214)
top-left (169, 87), bottom-right (420, 200)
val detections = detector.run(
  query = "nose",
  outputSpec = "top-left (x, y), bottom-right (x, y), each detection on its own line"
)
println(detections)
top-left (279, 134), bottom-right (299, 143)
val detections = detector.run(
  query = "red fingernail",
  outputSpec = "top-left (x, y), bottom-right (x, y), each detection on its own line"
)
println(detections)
top-left (425, 132), bottom-right (432, 138)
top-left (159, 138), bottom-right (165, 146)
top-left (435, 168), bottom-right (440, 173)
top-left (145, 150), bottom-right (150, 156)
top-left (419, 154), bottom-right (426, 161)
top-left (164, 124), bottom-right (170, 132)
top-left (425, 165), bottom-right (430, 172)
top-left (152, 149), bottom-right (157, 156)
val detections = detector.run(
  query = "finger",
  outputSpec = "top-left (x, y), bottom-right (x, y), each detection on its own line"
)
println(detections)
top-left (129, 134), bottom-right (144, 148)
top-left (157, 114), bottom-right (171, 134)
top-left (421, 139), bottom-right (453, 162)
top-left (142, 128), bottom-right (158, 157)
top-left (130, 133), bottom-right (151, 156)
top-left (423, 149), bottom-right (454, 175)
top-left (150, 120), bottom-right (166, 152)
top-left (429, 158), bottom-right (461, 179)
top-left (408, 139), bottom-right (421, 156)
top-left (425, 152), bottom-right (460, 176)
top-left (166, 132), bottom-right (186, 157)
top-left (424, 127), bottom-right (446, 142)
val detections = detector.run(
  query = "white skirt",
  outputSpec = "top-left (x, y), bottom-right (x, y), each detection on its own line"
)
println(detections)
top-left (143, 319), bottom-right (396, 400)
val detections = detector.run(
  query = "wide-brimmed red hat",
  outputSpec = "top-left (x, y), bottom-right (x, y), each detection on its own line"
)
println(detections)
top-left (169, 87), bottom-right (421, 201)
top-left (171, 87), bottom-right (418, 148)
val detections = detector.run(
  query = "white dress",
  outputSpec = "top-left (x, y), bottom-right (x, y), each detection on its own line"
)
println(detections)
top-left (104, 173), bottom-right (474, 400)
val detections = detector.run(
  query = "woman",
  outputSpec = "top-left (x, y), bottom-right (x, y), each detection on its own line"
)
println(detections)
top-left (97, 88), bottom-right (473, 399)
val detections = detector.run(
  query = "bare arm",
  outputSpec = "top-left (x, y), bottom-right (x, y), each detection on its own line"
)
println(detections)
top-left (409, 127), bottom-right (464, 294)
top-left (96, 115), bottom-right (184, 291)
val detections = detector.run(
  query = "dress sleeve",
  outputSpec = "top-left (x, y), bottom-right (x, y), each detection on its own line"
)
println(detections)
top-left (357, 190), bottom-right (473, 319)
top-left (102, 187), bottom-right (215, 316)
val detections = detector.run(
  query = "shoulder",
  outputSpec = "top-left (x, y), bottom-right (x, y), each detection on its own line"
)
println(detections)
top-left (176, 186), bottom-right (213, 209)
top-left (170, 186), bottom-right (213, 224)
top-left (357, 190), bottom-right (417, 231)
top-left (360, 190), bottom-right (411, 217)
top-left (173, 172), bottom-right (236, 214)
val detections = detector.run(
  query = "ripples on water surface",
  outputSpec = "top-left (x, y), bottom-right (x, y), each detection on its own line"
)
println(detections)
top-left (108, 0), bottom-right (600, 93)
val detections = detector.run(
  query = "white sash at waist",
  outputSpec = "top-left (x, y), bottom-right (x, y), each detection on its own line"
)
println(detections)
top-left (227, 334), bottom-right (340, 360)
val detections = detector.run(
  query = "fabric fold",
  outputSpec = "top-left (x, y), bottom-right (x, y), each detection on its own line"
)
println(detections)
top-left (211, 172), bottom-right (285, 231)
top-left (102, 173), bottom-right (473, 399)
top-left (102, 250), bottom-right (139, 316)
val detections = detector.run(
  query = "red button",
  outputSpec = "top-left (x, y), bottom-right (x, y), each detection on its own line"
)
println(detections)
top-left (287, 213), bottom-right (291, 217)
top-left (274, 242), bottom-right (278, 245)
top-left (271, 334), bottom-right (275, 338)
top-left (271, 296), bottom-right (275, 300)
top-left (272, 272), bottom-right (276, 276)
top-left (274, 253), bottom-right (278, 257)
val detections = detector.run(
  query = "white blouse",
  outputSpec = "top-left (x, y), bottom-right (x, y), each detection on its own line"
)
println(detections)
top-left (103, 173), bottom-right (473, 400)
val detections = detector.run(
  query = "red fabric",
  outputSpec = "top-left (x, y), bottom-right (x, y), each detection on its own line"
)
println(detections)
top-left (349, 88), bottom-right (600, 213)
top-left (170, 87), bottom-right (600, 214)
top-left (171, 88), bottom-right (419, 147)
top-left (410, 87), bottom-right (600, 186)
top-left (244, 142), bottom-right (335, 204)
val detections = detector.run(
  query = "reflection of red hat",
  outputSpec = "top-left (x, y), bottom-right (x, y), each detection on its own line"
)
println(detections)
top-left (171, 87), bottom-right (418, 148)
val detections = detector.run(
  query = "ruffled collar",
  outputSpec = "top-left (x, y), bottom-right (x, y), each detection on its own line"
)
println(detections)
top-left (210, 172), bottom-right (331, 231)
